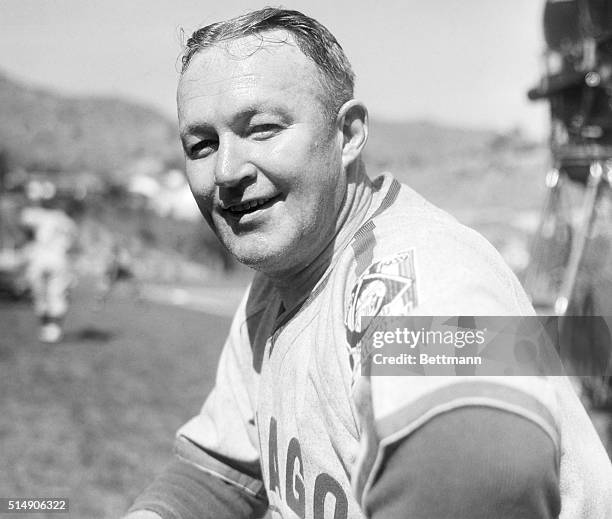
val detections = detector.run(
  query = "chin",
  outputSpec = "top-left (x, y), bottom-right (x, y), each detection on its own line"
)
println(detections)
top-left (223, 240), bottom-right (273, 267)
top-left (227, 238), bottom-right (299, 275)
top-left (231, 250), bottom-right (269, 270)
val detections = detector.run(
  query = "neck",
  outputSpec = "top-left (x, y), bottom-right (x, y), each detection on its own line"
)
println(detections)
top-left (269, 160), bottom-right (373, 310)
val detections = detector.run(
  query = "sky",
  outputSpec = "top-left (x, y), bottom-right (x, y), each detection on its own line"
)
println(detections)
top-left (0, 0), bottom-right (549, 137)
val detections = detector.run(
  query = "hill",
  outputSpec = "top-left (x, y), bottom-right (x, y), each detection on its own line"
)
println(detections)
top-left (365, 118), bottom-right (548, 212)
top-left (0, 69), bottom-right (549, 214)
top-left (0, 71), bottom-right (181, 173)
top-left (365, 119), bottom-right (496, 168)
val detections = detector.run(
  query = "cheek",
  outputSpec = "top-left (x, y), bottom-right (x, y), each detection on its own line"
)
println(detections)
top-left (185, 165), bottom-right (215, 206)
top-left (276, 148), bottom-right (339, 198)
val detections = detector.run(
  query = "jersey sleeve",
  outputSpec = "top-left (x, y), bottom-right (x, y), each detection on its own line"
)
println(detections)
top-left (344, 213), bottom-right (563, 518)
top-left (177, 285), bottom-right (266, 497)
top-left (128, 449), bottom-right (268, 519)
top-left (361, 404), bottom-right (561, 519)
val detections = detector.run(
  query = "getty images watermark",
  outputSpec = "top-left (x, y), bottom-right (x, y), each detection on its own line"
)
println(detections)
top-left (359, 316), bottom-right (612, 376)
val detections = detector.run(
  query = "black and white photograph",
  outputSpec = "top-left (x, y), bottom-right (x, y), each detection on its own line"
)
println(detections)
top-left (1, 1), bottom-right (612, 518)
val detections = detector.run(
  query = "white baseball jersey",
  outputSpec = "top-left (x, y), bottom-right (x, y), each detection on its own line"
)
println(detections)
top-left (20, 206), bottom-right (78, 317)
top-left (178, 173), bottom-right (612, 519)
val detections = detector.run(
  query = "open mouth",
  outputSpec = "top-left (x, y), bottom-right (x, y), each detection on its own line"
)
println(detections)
top-left (223, 195), bottom-right (280, 216)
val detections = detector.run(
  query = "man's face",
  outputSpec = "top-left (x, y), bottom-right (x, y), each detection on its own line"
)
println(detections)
top-left (177, 31), bottom-right (347, 275)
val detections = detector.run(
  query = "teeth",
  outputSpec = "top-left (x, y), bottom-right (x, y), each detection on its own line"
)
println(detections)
top-left (229, 197), bottom-right (271, 212)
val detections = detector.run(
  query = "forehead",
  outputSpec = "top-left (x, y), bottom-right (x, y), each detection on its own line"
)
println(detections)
top-left (177, 30), bottom-right (327, 122)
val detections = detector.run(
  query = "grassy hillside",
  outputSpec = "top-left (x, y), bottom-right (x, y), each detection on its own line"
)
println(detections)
top-left (0, 71), bottom-right (182, 172)
top-left (365, 119), bottom-right (549, 213)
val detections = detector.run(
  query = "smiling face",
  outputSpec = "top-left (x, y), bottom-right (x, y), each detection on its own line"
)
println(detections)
top-left (177, 31), bottom-right (347, 277)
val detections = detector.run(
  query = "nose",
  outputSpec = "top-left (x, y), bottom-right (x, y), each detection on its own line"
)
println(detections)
top-left (214, 136), bottom-right (257, 188)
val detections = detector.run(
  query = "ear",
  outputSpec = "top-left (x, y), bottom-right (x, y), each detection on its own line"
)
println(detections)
top-left (336, 100), bottom-right (368, 169)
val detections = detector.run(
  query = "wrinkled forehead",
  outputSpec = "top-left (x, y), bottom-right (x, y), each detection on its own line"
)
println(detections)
top-left (177, 30), bottom-right (327, 107)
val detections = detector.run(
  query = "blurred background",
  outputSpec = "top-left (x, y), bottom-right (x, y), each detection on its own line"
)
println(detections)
top-left (0, 1), bottom-right (610, 517)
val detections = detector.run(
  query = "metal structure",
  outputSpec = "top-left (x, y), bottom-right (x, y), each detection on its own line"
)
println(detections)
top-left (524, 0), bottom-right (612, 407)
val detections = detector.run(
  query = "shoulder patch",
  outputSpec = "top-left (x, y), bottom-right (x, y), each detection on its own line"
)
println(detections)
top-left (345, 250), bottom-right (418, 335)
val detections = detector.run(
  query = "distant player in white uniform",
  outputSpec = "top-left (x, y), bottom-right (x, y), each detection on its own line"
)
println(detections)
top-left (20, 201), bottom-right (78, 343)
top-left (125, 8), bottom-right (612, 519)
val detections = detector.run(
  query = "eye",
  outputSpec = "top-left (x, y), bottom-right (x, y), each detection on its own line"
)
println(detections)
top-left (188, 139), bottom-right (218, 159)
top-left (249, 123), bottom-right (282, 140)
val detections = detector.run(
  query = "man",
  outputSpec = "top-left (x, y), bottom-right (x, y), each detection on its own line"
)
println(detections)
top-left (97, 239), bottom-right (141, 305)
top-left (19, 199), bottom-right (78, 343)
top-left (126, 8), bottom-right (612, 519)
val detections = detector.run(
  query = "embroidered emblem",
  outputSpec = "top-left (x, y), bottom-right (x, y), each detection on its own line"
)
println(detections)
top-left (345, 250), bottom-right (418, 335)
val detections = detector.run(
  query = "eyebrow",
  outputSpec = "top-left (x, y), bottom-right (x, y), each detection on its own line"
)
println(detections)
top-left (180, 122), bottom-right (214, 142)
top-left (180, 104), bottom-right (292, 140)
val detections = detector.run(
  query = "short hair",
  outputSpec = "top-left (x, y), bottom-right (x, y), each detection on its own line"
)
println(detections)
top-left (181, 7), bottom-right (355, 120)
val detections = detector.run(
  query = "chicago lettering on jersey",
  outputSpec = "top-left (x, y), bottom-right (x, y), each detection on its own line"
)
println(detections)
top-left (267, 417), bottom-right (348, 519)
